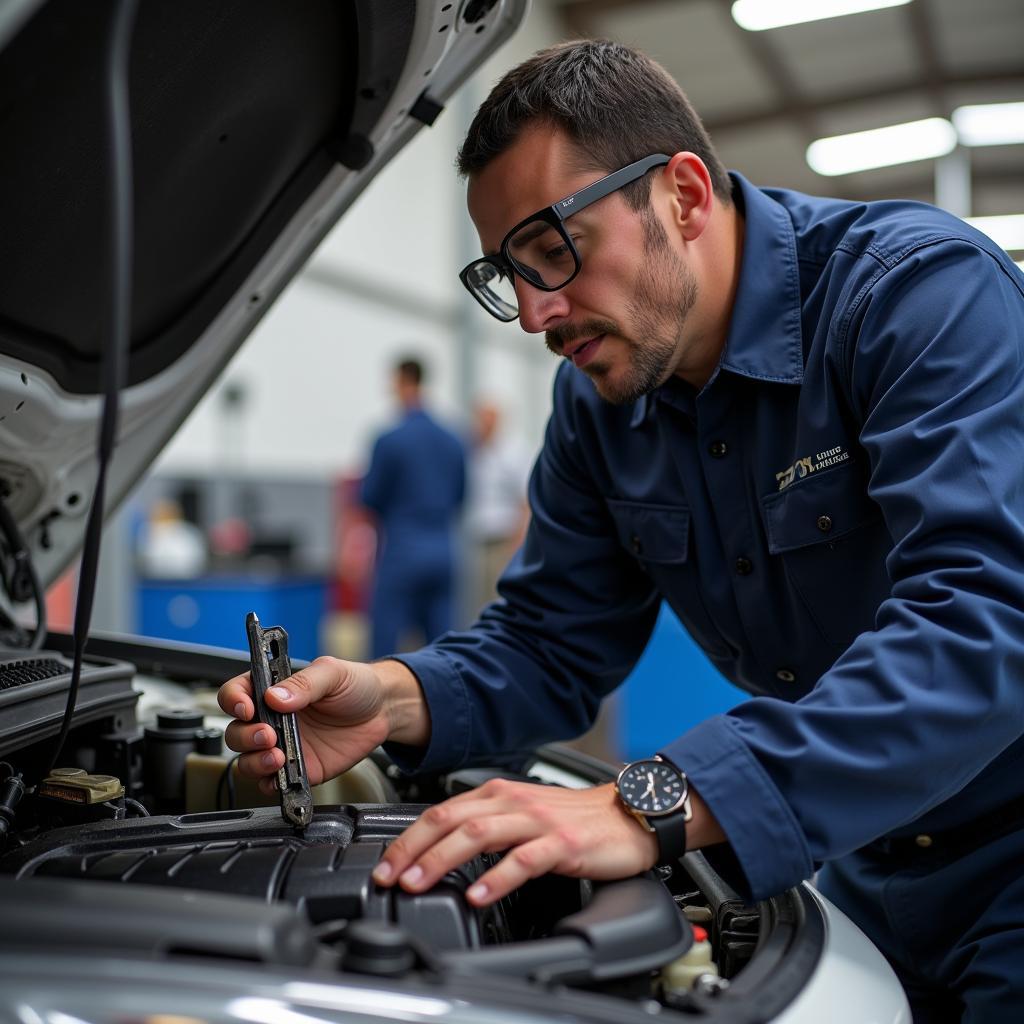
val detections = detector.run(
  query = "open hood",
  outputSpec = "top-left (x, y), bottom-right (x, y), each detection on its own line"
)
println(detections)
top-left (0, 0), bottom-right (526, 592)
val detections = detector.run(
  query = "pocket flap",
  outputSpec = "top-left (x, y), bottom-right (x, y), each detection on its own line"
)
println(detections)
top-left (762, 466), bottom-right (881, 554)
top-left (606, 499), bottom-right (691, 564)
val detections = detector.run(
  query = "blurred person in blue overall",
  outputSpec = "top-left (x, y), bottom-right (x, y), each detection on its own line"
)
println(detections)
top-left (361, 357), bottom-right (465, 658)
top-left (223, 42), bottom-right (1024, 1021)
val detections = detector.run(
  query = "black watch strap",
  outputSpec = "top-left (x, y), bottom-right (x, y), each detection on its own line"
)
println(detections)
top-left (650, 809), bottom-right (688, 865)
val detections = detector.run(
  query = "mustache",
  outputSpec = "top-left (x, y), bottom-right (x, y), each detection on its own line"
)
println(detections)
top-left (545, 319), bottom-right (620, 355)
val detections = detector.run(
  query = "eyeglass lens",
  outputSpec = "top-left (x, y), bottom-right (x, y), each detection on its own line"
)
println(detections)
top-left (466, 217), bottom-right (577, 319)
top-left (465, 261), bottom-right (518, 320)
top-left (506, 218), bottom-right (576, 288)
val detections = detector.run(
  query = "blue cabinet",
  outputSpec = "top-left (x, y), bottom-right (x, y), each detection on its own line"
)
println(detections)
top-left (137, 575), bottom-right (328, 661)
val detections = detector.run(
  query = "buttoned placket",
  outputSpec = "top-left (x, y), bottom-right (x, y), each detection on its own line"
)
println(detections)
top-left (694, 379), bottom-right (773, 667)
top-left (693, 375), bottom-right (811, 696)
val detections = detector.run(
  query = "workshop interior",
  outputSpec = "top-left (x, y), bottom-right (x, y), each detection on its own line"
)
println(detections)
top-left (0, 1), bottom-right (1021, 1022)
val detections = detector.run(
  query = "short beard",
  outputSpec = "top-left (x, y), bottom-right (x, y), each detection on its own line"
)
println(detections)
top-left (547, 211), bottom-right (698, 406)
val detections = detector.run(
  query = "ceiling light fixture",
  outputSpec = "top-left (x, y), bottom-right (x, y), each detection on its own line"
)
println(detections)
top-left (965, 214), bottom-right (1024, 252)
top-left (731, 0), bottom-right (911, 32)
top-left (952, 102), bottom-right (1024, 147)
top-left (806, 117), bottom-right (957, 176)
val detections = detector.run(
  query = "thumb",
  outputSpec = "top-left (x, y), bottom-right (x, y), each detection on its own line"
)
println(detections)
top-left (263, 656), bottom-right (346, 712)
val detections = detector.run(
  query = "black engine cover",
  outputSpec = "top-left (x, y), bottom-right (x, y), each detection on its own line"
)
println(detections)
top-left (1, 803), bottom-right (509, 952)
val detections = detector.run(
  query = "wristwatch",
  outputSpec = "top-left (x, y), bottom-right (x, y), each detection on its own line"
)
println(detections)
top-left (615, 755), bottom-right (692, 865)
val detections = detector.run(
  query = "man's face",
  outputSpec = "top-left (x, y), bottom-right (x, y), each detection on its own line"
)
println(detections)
top-left (467, 125), bottom-right (699, 405)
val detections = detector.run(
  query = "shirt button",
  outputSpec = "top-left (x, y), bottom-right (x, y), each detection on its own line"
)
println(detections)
top-left (775, 668), bottom-right (796, 683)
top-left (708, 440), bottom-right (728, 458)
top-left (816, 515), bottom-right (833, 533)
top-left (630, 535), bottom-right (643, 555)
top-left (915, 834), bottom-right (933, 848)
top-left (735, 556), bottom-right (753, 576)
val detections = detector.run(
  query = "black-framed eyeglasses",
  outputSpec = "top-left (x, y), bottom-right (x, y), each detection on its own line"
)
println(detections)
top-left (459, 153), bottom-right (671, 322)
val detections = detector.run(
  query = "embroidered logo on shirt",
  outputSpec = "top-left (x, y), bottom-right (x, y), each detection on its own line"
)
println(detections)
top-left (775, 445), bottom-right (849, 490)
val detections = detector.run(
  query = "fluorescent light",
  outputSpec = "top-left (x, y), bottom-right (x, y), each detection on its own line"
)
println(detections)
top-left (952, 102), bottom-right (1024, 147)
top-left (732, 0), bottom-right (911, 31)
top-left (965, 214), bottom-right (1024, 251)
top-left (806, 117), bottom-right (956, 176)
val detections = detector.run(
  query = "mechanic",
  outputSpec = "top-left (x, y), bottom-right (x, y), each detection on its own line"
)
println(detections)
top-left (220, 40), bottom-right (1024, 1021)
top-left (360, 356), bottom-right (466, 658)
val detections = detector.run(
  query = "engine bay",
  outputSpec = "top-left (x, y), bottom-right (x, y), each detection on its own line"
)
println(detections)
top-left (0, 639), bottom-right (823, 1023)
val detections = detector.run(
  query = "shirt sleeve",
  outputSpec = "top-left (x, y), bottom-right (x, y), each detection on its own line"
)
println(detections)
top-left (661, 241), bottom-right (1024, 900)
top-left (389, 365), bottom-right (661, 775)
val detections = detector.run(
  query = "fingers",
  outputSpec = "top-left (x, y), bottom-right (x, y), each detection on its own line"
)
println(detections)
top-left (223, 718), bottom-right (275, 753)
top-left (372, 782), bottom-right (658, 908)
top-left (373, 779), bottom-right (550, 894)
top-left (217, 671), bottom-right (255, 721)
top-left (218, 672), bottom-right (285, 782)
top-left (466, 835), bottom-right (569, 906)
top-left (383, 809), bottom-right (539, 894)
top-left (224, 719), bottom-right (284, 780)
top-left (373, 781), bottom-right (511, 882)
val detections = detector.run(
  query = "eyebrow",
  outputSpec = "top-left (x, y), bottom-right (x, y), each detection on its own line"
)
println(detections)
top-left (507, 219), bottom-right (558, 252)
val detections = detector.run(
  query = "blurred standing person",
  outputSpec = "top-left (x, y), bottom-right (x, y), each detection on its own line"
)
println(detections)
top-left (361, 357), bottom-right (466, 658)
top-left (465, 401), bottom-right (532, 612)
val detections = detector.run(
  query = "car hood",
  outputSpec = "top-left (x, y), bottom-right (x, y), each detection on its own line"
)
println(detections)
top-left (0, 0), bottom-right (526, 590)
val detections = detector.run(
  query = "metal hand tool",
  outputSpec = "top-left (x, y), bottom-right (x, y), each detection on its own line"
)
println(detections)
top-left (245, 611), bottom-right (313, 828)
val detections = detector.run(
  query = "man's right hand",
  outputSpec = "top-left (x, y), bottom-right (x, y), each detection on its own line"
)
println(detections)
top-left (218, 657), bottom-right (429, 794)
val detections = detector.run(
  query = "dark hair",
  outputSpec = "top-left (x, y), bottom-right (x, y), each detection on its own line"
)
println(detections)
top-left (457, 39), bottom-right (732, 208)
top-left (395, 357), bottom-right (424, 386)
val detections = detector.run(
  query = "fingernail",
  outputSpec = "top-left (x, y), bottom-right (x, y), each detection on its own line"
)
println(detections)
top-left (253, 729), bottom-right (269, 747)
top-left (233, 702), bottom-right (246, 720)
top-left (261, 751), bottom-right (277, 767)
top-left (268, 686), bottom-right (291, 701)
top-left (400, 865), bottom-right (423, 887)
top-left (467, 883), bottom-right (488, 902)
top-left (372, 862), bottom-right (393, 884)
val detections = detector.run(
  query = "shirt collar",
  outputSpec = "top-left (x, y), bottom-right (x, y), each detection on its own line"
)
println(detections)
top-left (719, 172), bottom-right (804, 386)
top-left (630, 172), bottom-right (803, 429)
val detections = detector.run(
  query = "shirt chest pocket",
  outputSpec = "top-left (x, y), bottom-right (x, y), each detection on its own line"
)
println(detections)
top-left (605, 498), bottom-right (690, 565)
top-left (605, 498), bottom-right (734, 658)
top-left (761, 465), bottom-right (892, 646)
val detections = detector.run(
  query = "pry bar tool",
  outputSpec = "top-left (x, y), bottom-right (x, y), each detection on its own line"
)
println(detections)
top-left (245, 611), bottom-right (314, 829)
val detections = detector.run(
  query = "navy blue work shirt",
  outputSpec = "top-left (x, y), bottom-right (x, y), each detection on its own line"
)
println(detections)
top-left (394, 173), bottom-right (1024, 901)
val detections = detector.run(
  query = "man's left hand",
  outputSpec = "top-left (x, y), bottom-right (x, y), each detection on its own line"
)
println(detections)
top-left (371, 779), bottom-right (659, 906)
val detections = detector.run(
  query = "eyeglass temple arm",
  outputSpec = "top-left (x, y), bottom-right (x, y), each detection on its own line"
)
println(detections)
top-left (552, 153), bottom-right (671, 222)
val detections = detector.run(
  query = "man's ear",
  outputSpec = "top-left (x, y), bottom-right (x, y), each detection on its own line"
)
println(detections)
top-left (662, 153), bottom-right (714, 242)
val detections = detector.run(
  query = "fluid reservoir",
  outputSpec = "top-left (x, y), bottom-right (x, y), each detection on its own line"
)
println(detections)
top-left (661, 924), bottom-right (719, 993)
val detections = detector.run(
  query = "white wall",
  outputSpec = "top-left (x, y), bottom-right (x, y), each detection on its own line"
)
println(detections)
top-left (155, 2), bottom-right (566, 482)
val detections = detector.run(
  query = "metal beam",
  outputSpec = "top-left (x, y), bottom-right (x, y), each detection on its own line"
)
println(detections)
top-left (903, 0), bottom-right (947, 116)
top-left (704, 70), bottom-right (1024, 135)
top-left (712, 0), bottom-right (818, 143)
top-left (827, 164), bottom-right (1021, 204)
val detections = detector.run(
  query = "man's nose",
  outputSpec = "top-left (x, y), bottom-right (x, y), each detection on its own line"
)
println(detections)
top-left (515, 278), bottom-right (571, 334)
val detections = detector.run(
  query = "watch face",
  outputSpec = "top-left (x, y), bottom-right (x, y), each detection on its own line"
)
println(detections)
top-left (617, 759), bottom-right (687, 816)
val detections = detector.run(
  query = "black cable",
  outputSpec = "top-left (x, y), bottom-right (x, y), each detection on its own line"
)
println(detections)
top-left (217, 754), bottom-right (242, 811)
top-left (0, 496), bottom-right (46, 650)
top-left (43, 0), bottom-right (138, 780)
top-left (123, 797), bottom-right (150, 817)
